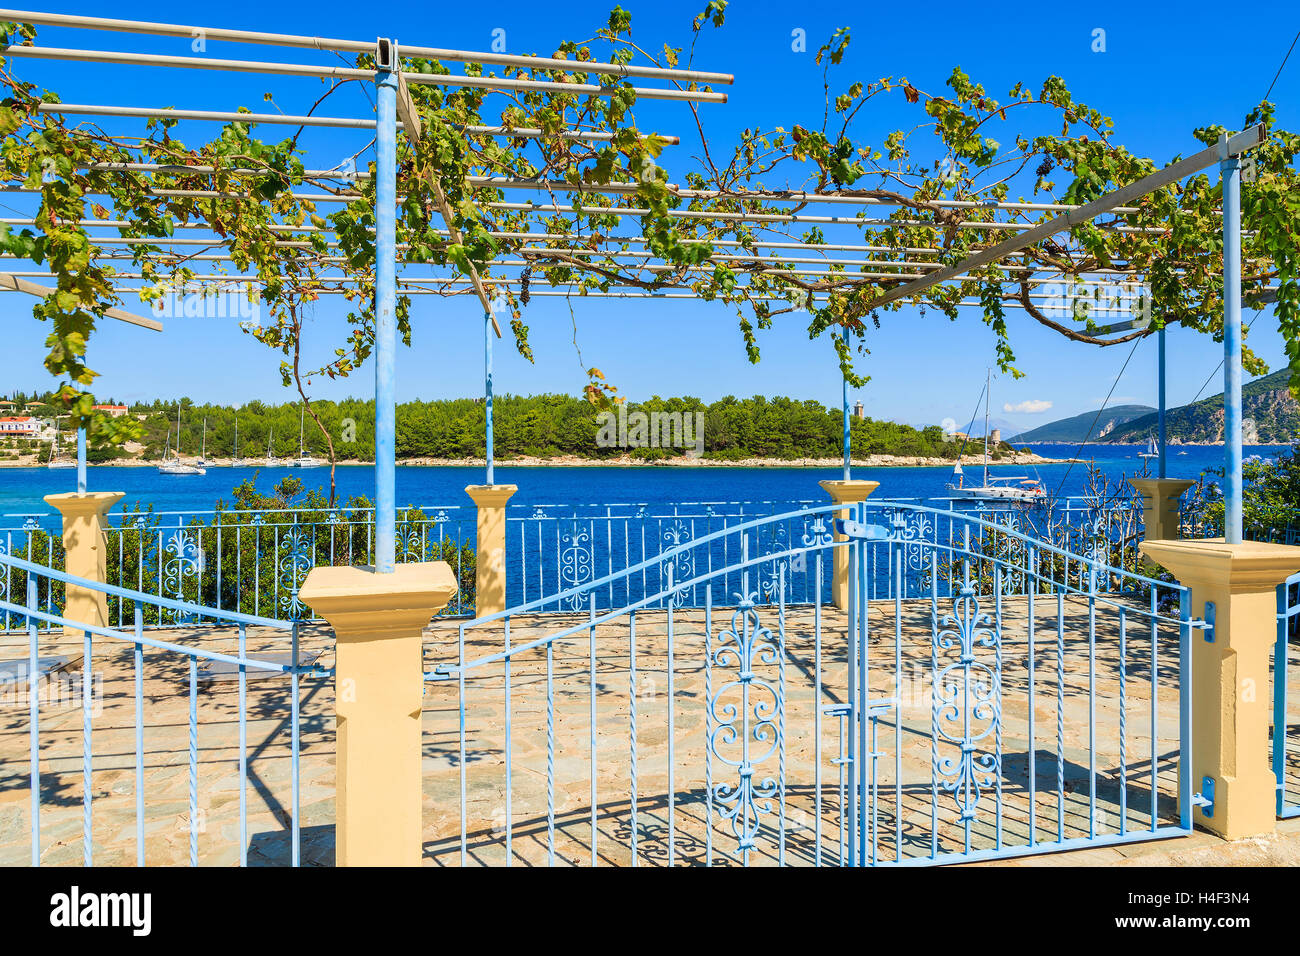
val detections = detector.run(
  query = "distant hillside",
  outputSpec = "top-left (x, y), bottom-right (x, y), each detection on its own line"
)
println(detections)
top-left (1108, 370), bottom-right (1300, 444)
top-left (1011, 405), bottom-right (1155, 443)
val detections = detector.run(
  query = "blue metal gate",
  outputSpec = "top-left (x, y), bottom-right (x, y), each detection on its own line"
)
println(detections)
top-left (1276, 573), bottom-right (1300, 818)
top-left (424, 502), bottom-right (1199, 865)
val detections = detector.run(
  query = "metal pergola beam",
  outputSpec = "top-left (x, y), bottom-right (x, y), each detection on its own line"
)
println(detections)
top-left (0, 8), bottom-right (735, 84)
top-left (0, 272), bottom-right (162, 330)
top-left (861, 124), bottom-right (1267, 312)
top-left (39, 103), bottom-right (680, 142)
top-left (4, 46), bottom-right (728, 103)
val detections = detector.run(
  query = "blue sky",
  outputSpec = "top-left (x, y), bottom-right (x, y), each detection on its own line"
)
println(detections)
top-left (3, 0), bottom-right (1298, 434)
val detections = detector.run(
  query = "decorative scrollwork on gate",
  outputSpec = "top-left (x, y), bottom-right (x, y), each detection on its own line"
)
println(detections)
top-left (708, 595), bottom-right (782, 856)
top-left (989, 511), bottom-right (1028, 595)
top-left (931, 585), bottom-right (1001, 822)
top-left (887, 508), bottom-right (935, 596)
top-left (662, 519), bottom-right (694, 601)
top-left (162, 528), bottom-right (203, 624)
top-left (800, 515), bottom-right (833, 549)
top-left (559, 519), bottom-right (593, 609)
top-left (758, 522), bottom-right (789, 600)
top-left (395, 517), bottom-right (423, 563)
top-left (278, 524), bottom-right (314, 620)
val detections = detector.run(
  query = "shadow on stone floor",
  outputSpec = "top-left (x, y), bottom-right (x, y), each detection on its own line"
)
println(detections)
top-left (247, 824), bottom-right (334, 867)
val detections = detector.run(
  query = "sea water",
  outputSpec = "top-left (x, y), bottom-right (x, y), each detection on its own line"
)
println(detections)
top-left (0, 443), bottom-right (1285, 518)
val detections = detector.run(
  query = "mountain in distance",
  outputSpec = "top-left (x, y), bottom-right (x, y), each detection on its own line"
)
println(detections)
top-left (1010, 405), bottom-right (1155, 443)
top-left (1107, 369), bottom-right (1300, 444)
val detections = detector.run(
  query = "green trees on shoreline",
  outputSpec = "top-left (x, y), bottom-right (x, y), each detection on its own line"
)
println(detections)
top-left (46, 393), bottom-right (972, 462)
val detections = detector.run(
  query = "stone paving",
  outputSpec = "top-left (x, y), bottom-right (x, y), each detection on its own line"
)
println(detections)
top-left (0, 624), bottom-right (337, 867)
top-left (0, 594), bottom-right (1296, 867)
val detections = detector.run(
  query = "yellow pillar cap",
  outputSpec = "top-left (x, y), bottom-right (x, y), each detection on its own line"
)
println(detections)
top-left (465, 484), bottom-right (519, 508)
top-left (1130, 478), bottom-right (1196, 500)
top-left (1140, 537), bottom-right (1300, 592)
top-left (43, 491), bottom-right (124, 517)
top-left (819, 479), bottom-right (880, 504)
top-left (299, 562), bottom-right (458, 640)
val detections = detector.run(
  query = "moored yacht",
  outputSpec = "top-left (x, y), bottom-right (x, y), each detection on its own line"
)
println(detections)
top-left (291, 404), bottom-right (323, 468)
top-left (158, 403), bottom-right (206, 475)
top-left (946, 369), bottom-right (1046, 503)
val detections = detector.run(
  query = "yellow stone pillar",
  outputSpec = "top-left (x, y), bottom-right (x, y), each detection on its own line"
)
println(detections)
top-left (819, 479), bottom-right (880, 610)
top-left (299, 562), bottom-right (458, 866)
top-left (43, 491), bottom-right (124, 638)
top-left (465, 484), bottom-right (517, 617)
top-left (1140, 538), bottom-right (1300, 839)
top-left (1131, 478), bottom-right (1195, 541)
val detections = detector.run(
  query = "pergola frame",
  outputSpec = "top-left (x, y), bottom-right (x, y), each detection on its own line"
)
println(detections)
top-left (0, 8), bottom-right (1271, 553)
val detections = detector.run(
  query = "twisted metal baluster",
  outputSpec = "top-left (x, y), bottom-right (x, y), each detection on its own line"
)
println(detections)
top-left (546, 635), bottom-right (555, 867)
top-left (188, 656), bottom-right (198, 867)
top-left (777, 564), bottom-right (787, 867)
top-left (83, 625), bottom-right (93, 867)
top-left (135, 604), bottom-right (145, 867)
top-left (1027, 548), bottom-right (1037, 849)
top-left (504, 617), bottom-right (512, 866)
top-left (588, 594), bottom-right (597, 866)
top-left (704, 584), bottom-right (713, 867)
top-left (628, 611), bottom-right (637, 866)
top-left (1119, 607), bottom-right (1127, 835)
top-left (238, 621), bottom-right (247, 867)
top-left (1057, 589), bottom-right (1065, 842)
top-left (28, 576), bottom-right (39, 866)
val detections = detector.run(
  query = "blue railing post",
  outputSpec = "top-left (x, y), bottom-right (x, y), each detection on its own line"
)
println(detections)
top-left (374, 42), bottom-right (399, 573)
top-left (1221, 136), bottom-right (1243, 544)
top-left (76, 426), bottom-right (87, 493)
top-left (1276, 581), bottom-right (1289, 817)
top-left (1178, 588), bottom-right (1194, 831)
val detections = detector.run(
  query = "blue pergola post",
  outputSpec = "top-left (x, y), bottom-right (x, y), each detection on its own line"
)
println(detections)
top-left (76, 426), bottom-right (86, 493)
top-left (1157, 328), bottom-right (1167, 480)
top-left (1221, 139), bottom-right (1243, 544)
top-left (841, 329), bottom-right (851, 481)
top-left (374, 48), bottom-right (399, 573)
top-left (485, 310), bottom-right (494, 485)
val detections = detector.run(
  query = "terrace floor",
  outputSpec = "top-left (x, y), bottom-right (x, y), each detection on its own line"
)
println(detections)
top-left (0, 595), bottom-right (1296, 867)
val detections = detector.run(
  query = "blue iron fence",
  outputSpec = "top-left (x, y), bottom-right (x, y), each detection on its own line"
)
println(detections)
top-left (0, 549), bottom-right (326, 866)
top-left (425, 501), bottom-right (1200, 866)
top-left (99, 505), bottom-right (477, 626)
top-left (0, 515), bottom-right (63, 633)
top-left (1181, 507), bottom-right (1300, 545)
top-left (0, 495), bottom-right (1134, 629)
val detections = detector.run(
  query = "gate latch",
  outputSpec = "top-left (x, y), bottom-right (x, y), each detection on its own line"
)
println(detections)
top-left (1192, 776), bottom-right (1215, 817)
top-left (836, 519), bottom-right (891, 541)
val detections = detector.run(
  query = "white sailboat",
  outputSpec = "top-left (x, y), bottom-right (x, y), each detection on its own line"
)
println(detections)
top-left (46, 425), bottom-right (75, 469)
top-left (291, 404), bottom-right (323, 468)
top-left (159, 403), bottom-right (206, 476)
top-left (194, 418), bottom-right (208, 468)
top-left (947, 369), bottom-right (1045, 503)
top-left (1138, 436), bottom-right (1159, 460)
top-left (230, 414), bottom-right (248, 467)
top-left (265, 427), bottom-right (280, 468)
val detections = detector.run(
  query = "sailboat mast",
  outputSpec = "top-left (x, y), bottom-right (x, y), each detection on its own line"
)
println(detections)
top-left (299, 404), bottom-right (305, 458)
top-left (983, 367), bottom-right (990, 487)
